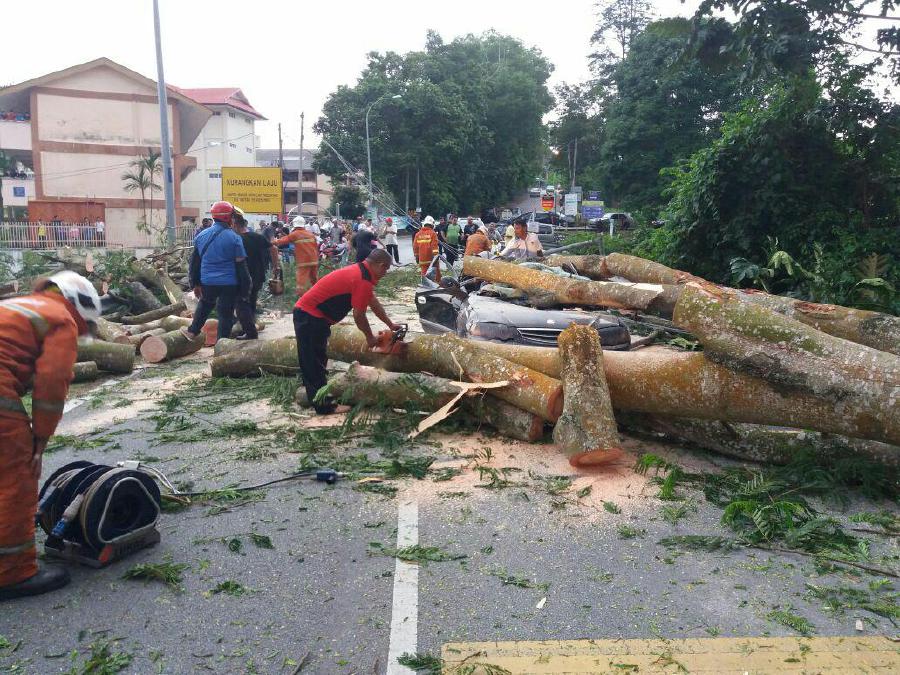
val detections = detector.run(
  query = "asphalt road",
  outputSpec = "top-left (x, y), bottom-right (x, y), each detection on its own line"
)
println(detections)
top-left (0, 284), bottom-right (896, 674)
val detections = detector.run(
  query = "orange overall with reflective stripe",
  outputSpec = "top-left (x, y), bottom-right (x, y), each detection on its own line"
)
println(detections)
top-left (274, 229), bottom-right (319, 296)
top-left (0, 292), bottom-right (78, 587)
top-left (413, 227), bottom-right (441, 281)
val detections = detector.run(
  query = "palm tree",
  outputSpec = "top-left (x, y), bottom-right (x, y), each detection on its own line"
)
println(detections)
top-left (121, 161), bottom-right (150, 228)
top-left (141, 151), bottom-right (162, 228)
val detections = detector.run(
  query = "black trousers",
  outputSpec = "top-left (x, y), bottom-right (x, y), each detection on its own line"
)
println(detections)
top-left (386, 244), bottom-right (400, 264)
top-left (234, 277), bottom-right (264, 339)
top-left (293, 308), bottom-right (334, 414)
top-left (188, 284), bottom-right (237, 339)
top-left (249, 277), bottom-right (263, 313)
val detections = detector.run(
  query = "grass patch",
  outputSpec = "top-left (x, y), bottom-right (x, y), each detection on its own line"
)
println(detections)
top-left (376, 267), bottom-right (421, 299)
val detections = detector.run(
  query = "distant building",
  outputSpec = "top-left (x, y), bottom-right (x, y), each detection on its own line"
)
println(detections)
top-left (0, 57), bottom-right (210, 246)
top-left (178, 88), bottom-right (265, 219)
top-left (255, 148), bottom-right (333, 219)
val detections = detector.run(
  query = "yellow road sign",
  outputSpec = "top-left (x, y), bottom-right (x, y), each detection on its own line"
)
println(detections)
top-left (221, 167), bottom-right (282, 214)
top-left (442, 636), bottom-right (900, 673)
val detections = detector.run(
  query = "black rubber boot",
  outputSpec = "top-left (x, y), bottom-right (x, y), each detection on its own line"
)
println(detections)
top-left (0, 562), bottom-right (70, 601)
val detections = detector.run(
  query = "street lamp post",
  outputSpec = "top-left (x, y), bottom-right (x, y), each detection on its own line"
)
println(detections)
top-left (365, 94), bottom-right (402, 208)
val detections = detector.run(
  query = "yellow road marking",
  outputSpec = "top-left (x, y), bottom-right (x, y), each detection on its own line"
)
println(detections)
top-left (441, 636), bottom-right (900, 673)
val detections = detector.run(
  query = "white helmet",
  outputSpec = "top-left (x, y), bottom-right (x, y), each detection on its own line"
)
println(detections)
top-left (38, 270), bottom-right (101, 330)
top-left (291, 216), bottom-right (307, 229)
top-left (422, 215), bottom-right (435, 226)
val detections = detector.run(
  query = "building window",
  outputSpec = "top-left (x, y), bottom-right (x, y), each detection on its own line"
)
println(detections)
top-left (209, 172), bottom-right (221, 179)
top-left (229, 142), bottom-right (237, 148)
top-left (212, 111), bottom-right (220, 116)
top-left (228, 112), bottom-right (236, 118)
top-left (245, 116), bottom-right (252, 124)
top-left (246, 147), bottom-right (252, 153)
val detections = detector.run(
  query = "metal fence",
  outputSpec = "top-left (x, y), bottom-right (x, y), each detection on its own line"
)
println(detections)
top-left (0, 221), bottom-right (198, 250)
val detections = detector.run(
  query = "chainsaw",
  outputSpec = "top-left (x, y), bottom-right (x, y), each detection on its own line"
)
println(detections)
top-left (371, 323), bottom-right (408, 355)
top-left (268, 267), bottom-right (284, 296)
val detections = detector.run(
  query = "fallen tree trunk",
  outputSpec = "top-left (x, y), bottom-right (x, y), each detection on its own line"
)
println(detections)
top-left (121, 300), bottom-right (186, 325)
top-left (76, 339), bottom-right (135, 373)
top-left (131, 261), bottom-right (181, 304)
top-left (94, 317), bottom-right (128, 343)
top-left (114, 327), bottom-right (166, 352)
top-left (544, 254), bottom-right (609, 279)
top-left (329, 363), bottom-right (544, 442)
top-left (462, 255), bottom-right (665, 311)
top-left (159, 315), bottom-right (192, 331)
top-left (592, 253), bottom-right (900, 355)
top-left (617, 413), bottom-right (900, 469)
top-left (460, 340), bottom-right (900, 446)
top-left (327, 326), bottom-right (563, 422)
top-left (210, 337), bottom-right (298, 376)
top-left (673, 283), bottom-right (900, 404)
top-left (126, 281), bottom-right (162, 314)
top-left (553, 324), bottom-right (622, 467)
top-left (124, 318), bottom-right (164, 335)
top-left (736, 289), bottom-right (900, 357)
top-left (71, 361), bottom-right (99, 383)
top-left (140, 329), bottom-right (205, 363)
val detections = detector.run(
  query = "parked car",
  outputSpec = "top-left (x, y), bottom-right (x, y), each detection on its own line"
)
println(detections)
top-left (528, 186), bottom-right (541, 197)
top-left (595, 212), bottom-right (635, 232)
top-left (415, 277), bottom-right (631, 349)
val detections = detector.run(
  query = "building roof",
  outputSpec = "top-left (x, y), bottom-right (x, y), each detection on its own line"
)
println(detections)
top-left (256, 148), bottom-right (315, 171)
top-left (175, 87), bottom-right (266, 120)
top-left (0, 57), bottom-right (212, 154)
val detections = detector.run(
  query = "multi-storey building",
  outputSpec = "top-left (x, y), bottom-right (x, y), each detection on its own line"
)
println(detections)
top-left (255, 148), bottom-right (333, 219)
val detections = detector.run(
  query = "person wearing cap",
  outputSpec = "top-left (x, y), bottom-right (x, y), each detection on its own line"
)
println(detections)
top-left (0, 271), bottom-right (100, 601)
top-left (184, 201), bottom-right (250, 340)
top-left (499, 218), bottom-right (544, 260)
top-left (413, 216), bottom-right (441, 281)
top-left (464, 224), bottom-right (491, 257)
top-left (273, 217), bottom-right (319, 296)
top-left (381, 217), bottom-right (400, 264)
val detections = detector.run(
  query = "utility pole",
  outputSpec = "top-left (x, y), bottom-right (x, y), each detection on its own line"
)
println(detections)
top-left (415, 156), bottom-right (420, 214)
top-left (299, 112), bottom-right (304, 216)
top-left (277, 123), bottom-right (284, 170)
top-left (571, 137), bottom-right (578, 192)
top-left (152, 0), bottom-right (177, 247)
top-left (405, 165), bottom-right (409, 214)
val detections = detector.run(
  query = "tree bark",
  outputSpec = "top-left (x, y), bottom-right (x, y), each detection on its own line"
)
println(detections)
top-left (159, 315), bottom-right (192, 331)
top-left (114, 327), bottom-right (166, 352)
top-left (544, 254), bottom-right (609, 280)
top-left (602, 252), bottom-right (706, 286)
top-left (462, 255), bottom-right (665, 311)
top-left (326, 326), bottom-right (563, 422)
top-left (94, 317), bottom-right (128, 343)
top-left (76, 339), bottom-right (135, 373)
top-left (617, 413), bottom-right (900, 468)
top-left (126, 281), bottom-right (162, 314)
top-left (673, 283), bottom-right (900, 405)
top-left (124, 318), bottom-right (164, 334)
top-left (210, 337), bottom-right (299, 377)
top-left (71, 361), bottom-right (100, 383)
top-left (140, 329), bottom-right (205, 363)
top-left (552, 324), bottom-right (622, 467)
top-left (459, 340), bottom-right (900, 446)
top-left (736, 289), bottom-right (900, 356)
top-left (328, 363), bottom-right (544, 442)
top-left (130, 261), bottom-right (181, 304)
top-left (121, 300), bottom-right (186, 325)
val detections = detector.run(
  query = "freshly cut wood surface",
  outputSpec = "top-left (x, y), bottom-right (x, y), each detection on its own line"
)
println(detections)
top-left (140, 329), bottom-right (205, 363)
top-left (553, 324), bottom-right (622, 467)
top-left (114, 327), bottom-right (166, 352)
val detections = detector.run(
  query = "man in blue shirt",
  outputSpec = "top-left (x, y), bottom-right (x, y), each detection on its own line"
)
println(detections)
top-left (184, 201), bottom-right (250, 340)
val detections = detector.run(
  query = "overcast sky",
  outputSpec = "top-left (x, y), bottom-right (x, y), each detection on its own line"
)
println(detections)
top-left (6, 0), bottom-right (701, 148)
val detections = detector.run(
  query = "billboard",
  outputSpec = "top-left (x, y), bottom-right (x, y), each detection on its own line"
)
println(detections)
top-left (541, 195), bottom-right (554, 211)
top-left (582, 191), bottom-right (605, 219)
top-left (221, 167), bottom-right (283, 214)
top-left (564, 193), bottom-right (579, 216)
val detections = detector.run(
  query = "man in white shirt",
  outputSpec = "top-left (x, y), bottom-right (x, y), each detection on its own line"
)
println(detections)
top-left (94, 217), bottom-right (105, 245)
top-left (499, 220), bottom-right (543, 260)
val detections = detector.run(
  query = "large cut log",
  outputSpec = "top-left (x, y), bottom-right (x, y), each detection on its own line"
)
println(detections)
top-left (212, 328), bottom-right (563, 422)
top-left (460, 340), bottom-right (899, 446)
top-left (159, 315), bottom-right (192, 331)
top-left (140, 329), bottom-right (205, 363)
top-left (329, 363), bottom-right (544, 442)
top-left (617, 413), bottom-right (900, 469)
top-left (125, 318), bottom-right (164, 335)
top-left (736, 289), bottom-right (900, 356)
top-left (326, 326), bottom-right (563, 422)
top-left (211, 337), bottom-right (299, 376)
top-left (596, 253), bottom-right (900, 355)
top-left (462, 255), bottom-right (665, 311)
top-left (673, 283), bottom-right (900, 405)
top-left (553, 324), bottom-right (622, 467)
top-left (126, 281), bottom-right (162, 314)
top-left (94, 317), bottom-right (128, 343)
top-left (114, 328), bottom-right (167, 352)
top-left (71, 361), bottom-right (100, 383)
top-left (121, 300), bottom-right (186, 325)
top-left (544, 254), bottom-right (609, 279)
top-left (76, 339), bottom-right (135, 373)
top-left (131, 261), bottom-right (181, 304)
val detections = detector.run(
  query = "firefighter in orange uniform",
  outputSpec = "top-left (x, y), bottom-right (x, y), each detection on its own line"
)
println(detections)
top-left (0, 271), bottom-right (100, 601)
top-left (273, 216), bottom-right (319, 296)
top-left (413, 215), bottom-right (441, 282)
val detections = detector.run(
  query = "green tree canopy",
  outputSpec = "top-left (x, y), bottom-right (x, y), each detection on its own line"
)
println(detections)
top-left (313, 31), bottom-right (553, 216)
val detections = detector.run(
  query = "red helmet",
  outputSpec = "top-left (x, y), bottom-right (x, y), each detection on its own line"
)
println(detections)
top-left (210, 201), bottom-right (235, 222)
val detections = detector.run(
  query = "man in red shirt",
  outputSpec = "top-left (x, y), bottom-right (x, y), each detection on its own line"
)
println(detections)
top-left (294, 249), bottom-right (399, 414)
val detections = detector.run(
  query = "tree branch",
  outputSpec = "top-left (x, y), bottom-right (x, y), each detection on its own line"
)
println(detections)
top-left (840, 39), bottom-right (900, 54)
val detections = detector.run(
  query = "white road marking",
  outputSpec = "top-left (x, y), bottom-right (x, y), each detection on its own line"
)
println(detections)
top-left (386, 499), bottom-right (419, 675)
